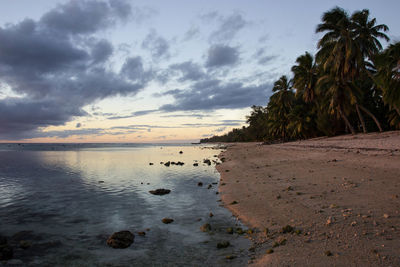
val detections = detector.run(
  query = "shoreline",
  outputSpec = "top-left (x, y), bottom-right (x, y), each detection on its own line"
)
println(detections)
top-left (216, 131), bottom-right (400, 266)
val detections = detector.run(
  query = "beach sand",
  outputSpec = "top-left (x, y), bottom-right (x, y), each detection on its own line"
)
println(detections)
top-left (217, 131), bottom-right (400, 266)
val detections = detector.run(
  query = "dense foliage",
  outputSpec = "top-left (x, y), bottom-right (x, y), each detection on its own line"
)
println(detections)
top-left (201, 7), bottom-right (400, 143)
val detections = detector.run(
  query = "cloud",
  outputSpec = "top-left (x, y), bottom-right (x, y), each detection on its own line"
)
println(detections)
top-left (169, 61), bottom-right (206, 82)
top-left (76, 123), bottom-right (82, 128)
top-left (40, 0), bottom-right (131, 35)
top-left (141, 29), bottom-right (170, 60)
top-left (252, 48), bottom-right (278, 65)
top-left (214, 127), bottom-right (226, 132)
top-left (209, 13), bottom-right (248, 43)
top-left (205, 45), bottom-right (239, 68)
top-left (158, 79), bottom-right (272, 112)
top-left (120, 56), bottom-right (153, 83)
top-left (0, 0), bottom-right (150, 139)
top-left (183, 25), bottom-right (200, 41)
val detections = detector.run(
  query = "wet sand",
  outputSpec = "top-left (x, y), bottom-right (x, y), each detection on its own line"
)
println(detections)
top-left (217, 131), bottom-right (400, 266)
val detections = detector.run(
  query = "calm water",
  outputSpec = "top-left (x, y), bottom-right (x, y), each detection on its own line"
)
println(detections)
top-left (0, 144), bottom-right (250, 266)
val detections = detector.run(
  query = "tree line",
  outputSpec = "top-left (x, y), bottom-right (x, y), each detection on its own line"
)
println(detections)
top-left (201, 7), bottom-right (399, 143)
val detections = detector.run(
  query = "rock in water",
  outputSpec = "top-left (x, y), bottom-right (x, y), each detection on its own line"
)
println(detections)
top-left (164, 161), bottom-right (170, 167)
top-left (107, 231), bottom-right (134, 249)
top-left (162, 218), bottom-right (174, 224)
top-left (179, 151), bottom-right (183, 154)
top-left (193, 163), bottom-right (199, 166)
top-left (0, 236), bottom-right (13, 260)
top-left (149, 189), bottom-right (171, 195)
top-left (217, 241), bottom-right (230, 249)
top-left (200, 223), bottom-right (211, 232)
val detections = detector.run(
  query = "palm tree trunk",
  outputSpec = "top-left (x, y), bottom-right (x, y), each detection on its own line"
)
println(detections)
top-left (339, 107), bottom-right (355, 135)
top-left (358, 105), bottom-right (383, 132)
top-left (356, 104), bottom-right (367, 133)
top-left (395, 107), bottom-right (400, 117)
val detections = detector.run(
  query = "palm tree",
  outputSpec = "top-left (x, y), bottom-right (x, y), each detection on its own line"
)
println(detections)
top-left (291, 52), bottom-right (318, 103)
top-left (375, 42), bottom-right (400, 120)
top-left (316, 7), bottom-right (386, 133)
top-left (267, 76), bottom-right (295, 141)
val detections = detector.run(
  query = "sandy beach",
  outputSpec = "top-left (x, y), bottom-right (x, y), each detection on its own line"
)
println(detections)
top-left (217, 131), bottom-right (400, 266)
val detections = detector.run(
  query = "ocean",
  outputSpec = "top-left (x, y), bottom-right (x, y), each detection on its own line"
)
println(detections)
top-left (0, 144), bottom-right (250, 266)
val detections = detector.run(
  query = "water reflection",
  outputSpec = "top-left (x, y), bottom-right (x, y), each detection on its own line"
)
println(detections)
top-left (0, 145), bottom-right (250, 266)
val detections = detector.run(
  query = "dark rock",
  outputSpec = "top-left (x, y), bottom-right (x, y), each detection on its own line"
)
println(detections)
top-left (149, 163), bottom-right (154, 165)
top-left (226, 227), bottom-right (233, 234)
top-left (200, 223), bottom-right (211, 232)
top-left (176, 161), bottom-right (184, 166)
top-left (137, 232), bottom-right (146, 236)
top-left (162, 218), bottom-right (174, 224)
top-left (207, 184), bottom-right (212, 189)
top-left (98, 181), bottom-right (105, 183)
top-left (230, 201), bottom-right (238, 205)
top-left (236, 228), bottom-right (244, 235)
top-left (0, 244), bottom-right (13, 260)
top-left (107, 231), bottom-right (134, 249)
top-left (0, 236), bottom-right (6, 245)
top-left (325, 250), bottom-right (333, 256)
top-left (179, 151), bottom-right (183, 154)
top-left (193, 163), bottom-right (199, 166)
top-left (209, 212), bottom-right (214, 217)
top-left (19, 240), bottom-right (32, 249)
top-left (203, 159), bottom-right (211, 165)
top-left (266, 249), bottom-right (274, 254)
top-left (217, 241), bottom-right (230, 249)
top-left (164, 161), bottom-right (170, 167)
top-left (198, 182), bottom-right (203, 186)
top-left (280, 225), bottom-right (294, 234)
top-left (226, 255), bottom-right (236, 259)
top-left (149, 189), bottom-right (171, 195)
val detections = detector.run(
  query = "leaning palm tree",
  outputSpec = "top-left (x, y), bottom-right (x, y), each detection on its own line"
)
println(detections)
top-left (291, 52), bottom-right (318, 103)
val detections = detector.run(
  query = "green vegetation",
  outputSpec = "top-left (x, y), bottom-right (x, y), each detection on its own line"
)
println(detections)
top-left (201, 7), bottom-right (399, 143)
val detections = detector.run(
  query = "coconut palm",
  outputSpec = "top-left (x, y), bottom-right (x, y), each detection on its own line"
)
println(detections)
top-left (291, 52), bottom-right (318, 103)
top-left (316, 7), bottom-right (386, 133)
top-left (267, 76), bottom-right (295, 141)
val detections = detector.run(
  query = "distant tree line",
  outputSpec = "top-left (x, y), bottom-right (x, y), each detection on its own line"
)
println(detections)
top-left (201, 7), bottom-right (400, 143)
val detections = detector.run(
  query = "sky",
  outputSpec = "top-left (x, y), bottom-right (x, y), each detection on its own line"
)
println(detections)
top-left (0, 0), bottom-right (399, 143)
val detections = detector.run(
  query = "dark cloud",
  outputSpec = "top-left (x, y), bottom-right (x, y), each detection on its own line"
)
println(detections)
top-left (120, 56), bottom-right (153, 83)
top-left (159, 79), bottom-right (272, 112)
top-left (40, 0), bottom-right (131, 35)
top-left (0, 0), bottom-right (151, 139)
top-left (169, 61), bottom-right (206, 82)
top-left (205, 45), bottom-right (239, 68)
top-left (209, 13), bottom-right (248, 43)
top-left (141, 29), bottom-right (170, 60)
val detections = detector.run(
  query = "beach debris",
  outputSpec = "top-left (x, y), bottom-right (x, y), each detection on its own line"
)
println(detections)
top-left (225, 255), bottom-right (236, 259)
top-left (280, 225), bottom-right (294, 234)
top-left (162, 218), bottom-right (174, 224)
top-left (193, 163), bottom-right (199, 166)
top-left (276, 195), bottom-right (281, 199)
top-left (203, 159), bottom-right (212, 165)
top-left (217, 241), bottom-right (230, 249)
top-left (179, 151), bottom-right (183, 154)
top-left (264, 228), bottom-right (269, 235)
top-left (266, 249), bottom-right (274, 254)
top-left (200, 223), bottom-right (211, 232)
top-left (247, 229), bottom-right (254, 234)
top-left (149, 189), bottom-right (171, 195)
top-left (198, 182), bottom-right (203, 186)
top-left (230, 201), bottom-right (238, 205)
top-left (383, 213), bottom-right (390, 219)
top-left (326, 216), bottom-right (335, 225)
top-left (294, 229), bottom-right (302, 235)
top-left (107, 231), bottom-right (134, 249)
top-left (209, 212), bottom-right (214, 217)
top-left (324, 250), bottom-right (333, 256)
top-left (226, 227), bottom-right (234, 234)
top-left (164, 161), bottom-right (171, 167)
top-left (225, 169), bottom-right (230, 172)
top-left (149, 163), bottom-right (154, 165)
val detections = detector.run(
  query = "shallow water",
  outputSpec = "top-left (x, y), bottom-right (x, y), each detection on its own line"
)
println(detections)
top-left (0, 144), bottom-right (250, 266)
